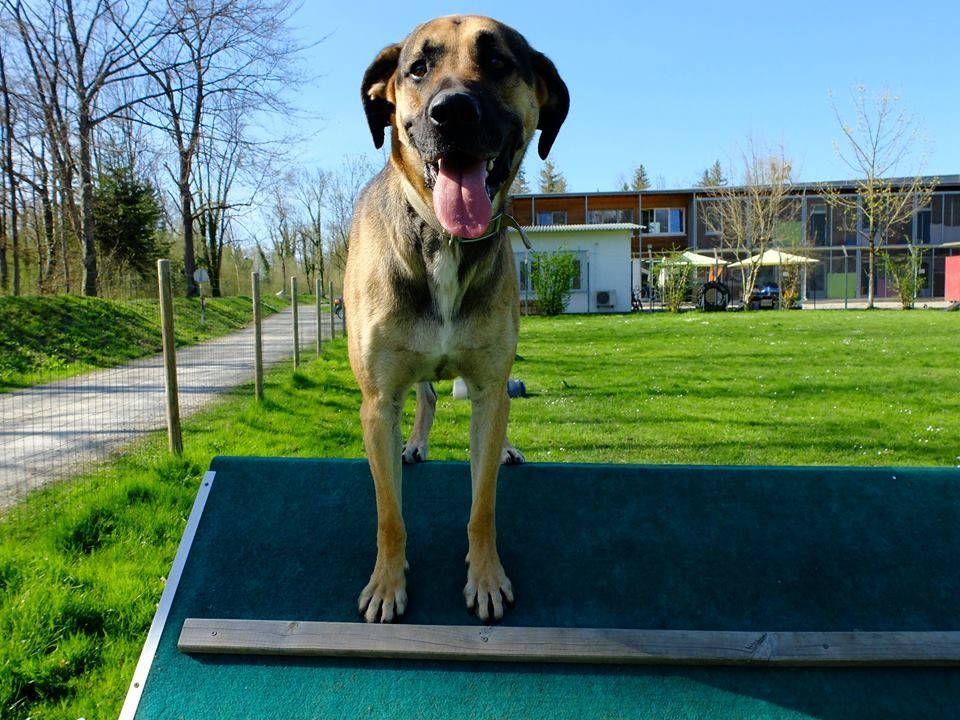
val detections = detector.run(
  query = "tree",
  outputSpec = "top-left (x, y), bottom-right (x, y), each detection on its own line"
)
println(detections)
top-left (0, 40), bottom-right (18, 294)
top-left (509, 161), bottom-right (529, 196)
top-left (92, 165), bottom-right (164, 277)
top-left (138, 0), bottom-right (301, 297)
top-left (325, 154), bottom-right (375, 275)
top-left (8, 0), bottom-right (168, 296)
top-left (628, 164), bottom-right (650, 191)
top-left (700, 143), bottom-right (797, 306)
top-left (538, 159), bottom-right (567, 193)
top-left (293, 168), bottom-right (329, 292)
top-left (268, 187), bottom-right (297, 291)
top-left (821, 87), bottom-right (936, 308)
top-left (193, 107), bottom-right (255, 297)
top-left (697, 160), bottom-right (727, 188)
top-left (530, 249), bottom-right (577, 315)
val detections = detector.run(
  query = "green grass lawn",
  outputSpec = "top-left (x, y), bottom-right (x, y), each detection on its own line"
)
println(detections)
top-left (0, 294), bottom-right (289, 392)
top-left (0, 310), bottom-right (958, 718)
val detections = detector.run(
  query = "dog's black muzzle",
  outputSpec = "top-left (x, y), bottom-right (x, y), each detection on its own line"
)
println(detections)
top-left (428, 90), bottom-right (482, 134)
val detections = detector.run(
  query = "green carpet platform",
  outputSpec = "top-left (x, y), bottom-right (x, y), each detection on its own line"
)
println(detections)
top-left (122, 457), bottom-right (960, 719)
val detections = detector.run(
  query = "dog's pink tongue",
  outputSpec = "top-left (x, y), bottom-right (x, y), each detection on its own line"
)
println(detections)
top-left (433, 157), bottom-right (492, 238)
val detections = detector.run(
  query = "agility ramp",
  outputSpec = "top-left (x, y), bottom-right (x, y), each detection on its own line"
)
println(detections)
top-left (122, 457), bottom-right (960, 719)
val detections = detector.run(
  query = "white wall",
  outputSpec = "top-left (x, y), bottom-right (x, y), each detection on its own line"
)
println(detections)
top-left (509, 228), bottom-right (634, 313)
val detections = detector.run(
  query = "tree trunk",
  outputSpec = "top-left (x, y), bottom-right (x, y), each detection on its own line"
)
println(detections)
top-left (180, 154), bottom-right (198, 297)
top-left (0, 182), bottom-right (6, 293)
top-left (60, 184), bottom-right (72, 293)
top-left (866, 238), bottom-right (876, 309)
top-left (0, 164), bottom-right (7, 293)
top-left (1, 49), bottom-right (17, 295)
top-left (40, 176), bottom-right (56, 291)
top-left (78, 112), bottom-right (97, 296)
top-left (206, 214), bottom-right (223, 297)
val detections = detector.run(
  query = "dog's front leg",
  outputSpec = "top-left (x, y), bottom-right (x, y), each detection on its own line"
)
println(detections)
top-left (463, 382), bottom-right (514, 622)
top-left (358, 391), bottom-right (408, 623)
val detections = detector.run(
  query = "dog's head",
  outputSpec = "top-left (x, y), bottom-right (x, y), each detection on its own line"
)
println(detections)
top-left (362, 15), bottom-right (569, 238)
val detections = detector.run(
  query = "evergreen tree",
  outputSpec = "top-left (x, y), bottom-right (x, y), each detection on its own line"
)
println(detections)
top-left (92, 167), bottom-right (166, 277)
top-left (697, 160), bottom-right (728, 187)
top-left (538, 160), bottom-right (568, 193)
top-left (630, 164), bottom-right (651, 190)
top-left (510, 162), bottom-right (531, 195)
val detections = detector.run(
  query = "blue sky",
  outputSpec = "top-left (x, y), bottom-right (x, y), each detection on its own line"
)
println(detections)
top-left (288, 0), bottom-right (956, 191)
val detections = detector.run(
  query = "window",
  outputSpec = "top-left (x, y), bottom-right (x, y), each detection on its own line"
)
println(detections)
top-left (536, 210), bottom-right (568, 226)
top-left (832, 204), bottom-right (857, 246)
top-left (916, 203), bottom-right (931, 243)
top-left (807, 202), bottom-right (828, 246)
top-left (515, 251), bottom-right (585, 292)
top-left (587, 208), bottom-right (634, 224)
top-left (640, 208), bottom-right (685, 234)
top-left (697, 199), bottom-right (722, 237)
top-left (944, 195), bottom-right (960, 244)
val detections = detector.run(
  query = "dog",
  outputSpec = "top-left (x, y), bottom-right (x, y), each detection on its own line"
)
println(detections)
top-left (344, 15), bottom-right (568, 623)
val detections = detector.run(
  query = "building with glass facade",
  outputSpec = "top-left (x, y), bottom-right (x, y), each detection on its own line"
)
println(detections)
top-left (509, 175), bottom-right (960, 302)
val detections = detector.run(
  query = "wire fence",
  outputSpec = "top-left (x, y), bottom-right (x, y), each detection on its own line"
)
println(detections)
top-left (0, 267), bottom-right (346, 519)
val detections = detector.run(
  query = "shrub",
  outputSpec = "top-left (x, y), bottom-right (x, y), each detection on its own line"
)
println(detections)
top-left (659, 252), bottom-right (694, 313)
top-left (881, 245), bottom-right (925, 309)
top-left (530, 250), bottom-right (578, 316)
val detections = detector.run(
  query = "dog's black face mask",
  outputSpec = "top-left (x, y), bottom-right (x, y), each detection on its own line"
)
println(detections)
top-left (406, 81), bottom-right (524, 239)
top-left (362, 16), bottom-right (569, 238)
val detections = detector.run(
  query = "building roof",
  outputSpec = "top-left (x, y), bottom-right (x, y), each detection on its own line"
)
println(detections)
top-left (510, 174), bottom-right (958, 199)
top-left (509, 223), bottom-right (641, 233)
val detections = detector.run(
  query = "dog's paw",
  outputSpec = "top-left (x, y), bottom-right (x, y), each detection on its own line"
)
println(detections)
top-left (402, 442), bottom-right (428, 464)
top-left (500, 442), bottom-right (525, 465)
top-left (464, 556), bottom-right (514, 623)
top-left (358, 560), bottom-right (408, 623)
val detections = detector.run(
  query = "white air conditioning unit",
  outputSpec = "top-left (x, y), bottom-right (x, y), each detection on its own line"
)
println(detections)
top-left (595, 290), bottom-right (616, 309)
top-left (647, 221), bottom-right (661, 233)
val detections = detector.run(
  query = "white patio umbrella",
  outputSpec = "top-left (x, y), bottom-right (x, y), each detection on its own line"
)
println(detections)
top-left (676, 250), bottom-right (728, 267)
top-left (727, 248), bottom-right (819, 268)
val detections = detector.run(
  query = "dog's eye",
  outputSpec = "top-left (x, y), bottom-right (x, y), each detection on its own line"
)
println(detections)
top-left (409, 59), bottom-right (428, 79)
top-left (485, 54), bottom-right (510, 73)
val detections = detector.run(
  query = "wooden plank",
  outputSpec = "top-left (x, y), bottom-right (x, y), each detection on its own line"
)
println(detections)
top-left (178, 619), bottom-right (960, 667)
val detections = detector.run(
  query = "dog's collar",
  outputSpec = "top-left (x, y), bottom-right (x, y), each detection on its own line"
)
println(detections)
top-left (397, 176), bottom-right (532, 250)
top-left (450, 213), bottom-right (532, 250)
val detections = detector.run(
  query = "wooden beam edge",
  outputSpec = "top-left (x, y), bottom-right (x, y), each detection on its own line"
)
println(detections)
top-left (177, 619), bottom-right (960, 667)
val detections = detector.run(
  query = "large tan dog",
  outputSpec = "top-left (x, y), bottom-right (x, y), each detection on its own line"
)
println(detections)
top-left (345, 15), bottom-right (568, 623)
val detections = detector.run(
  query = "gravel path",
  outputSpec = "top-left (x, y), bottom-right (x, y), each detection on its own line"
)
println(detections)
top-left (0, 303), bottom-right (337, 508)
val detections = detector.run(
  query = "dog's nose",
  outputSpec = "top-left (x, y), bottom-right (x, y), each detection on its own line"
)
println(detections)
top-left (428, 91), bottom-right (481, 128)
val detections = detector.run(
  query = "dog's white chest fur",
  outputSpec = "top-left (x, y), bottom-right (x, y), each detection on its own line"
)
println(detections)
top-left (427, 244), bottom-right (461, 329)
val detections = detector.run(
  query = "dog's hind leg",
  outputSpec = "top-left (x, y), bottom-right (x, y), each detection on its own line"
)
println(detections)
top-left (402, 382), bottom-right (437, 464)
top-left (500, 434), bottom-right (525, 465)
top-left (357, 390), bottom-right (408, 623)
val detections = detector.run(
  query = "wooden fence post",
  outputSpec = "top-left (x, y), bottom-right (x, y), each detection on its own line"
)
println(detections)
top-left (252, 272), bottom-right (264, 401)
top-left (157, 259), bottom-right (183, 454)
top-left (329, 281), bottom-right (336, 341)
top-left (291, 276), bottom-right (300, 369)
top-left (315, 278), bottom-right (323, 355)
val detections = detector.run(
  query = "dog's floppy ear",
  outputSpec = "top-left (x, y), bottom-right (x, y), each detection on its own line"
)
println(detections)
top-left (361, 43), bottom-right (402, 149)
top-left (532, 51), bottom-right (570, 160)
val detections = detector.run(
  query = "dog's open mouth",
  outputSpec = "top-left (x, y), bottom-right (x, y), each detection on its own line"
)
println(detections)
top-left (425, 145), bottom-right (513, 238)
